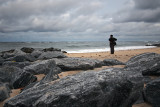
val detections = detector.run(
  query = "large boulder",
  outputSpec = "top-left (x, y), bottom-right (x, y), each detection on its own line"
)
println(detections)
top-left (125, 53), bottom-right (160, 76)
top-left (12, 71), bottom-right (37, 89)
top-left (38, 51), bottom-right (67, 60)
top-left (30, 50), bottom-right (43, 58)
top-left (103, 59), bottom-right (125, 66)
top-left (0, 83), bottom-right (11, 102)
top-left (51, 57), bottom-right (103, 71)
top-left (21, 47), bottom-right (35, 53)
top-left (6, 54), bottom-right (36, 62)
top-left (0, 66), bottom-right (37, 89)
top-left (3, 61), bottom-right (31, 69)
top-left (1, 49), bottom-right (25, 59)
top-left (143, 77), bottom-right (160, 107)
top-left (4, 69), bottom-right (136, 107)
top-left (24, 59), bottom-right (61, 75)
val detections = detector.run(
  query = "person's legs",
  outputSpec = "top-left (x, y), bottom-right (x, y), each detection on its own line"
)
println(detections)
top-left (110, 45), bottom-right (114, 54)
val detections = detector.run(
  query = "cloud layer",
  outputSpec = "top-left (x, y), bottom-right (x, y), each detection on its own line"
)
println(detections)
top-left (0, 0), bottom-right (160, 41)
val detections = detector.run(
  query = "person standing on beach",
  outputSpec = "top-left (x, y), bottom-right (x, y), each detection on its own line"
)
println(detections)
top-left (109, 35), bottom-right (117, 54)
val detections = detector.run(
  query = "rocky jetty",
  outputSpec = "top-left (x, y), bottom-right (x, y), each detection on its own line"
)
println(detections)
top-left (0, 47), bottom-right (160, 107)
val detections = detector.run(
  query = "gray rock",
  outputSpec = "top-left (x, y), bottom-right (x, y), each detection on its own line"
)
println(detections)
top-left (103, 59), bottom-right (125, 66)
top-left (125, 53), bottom-right (160, 76)
top-left (52, 57), bottom-right (103, 71)
top-left (0, 83), bottom-right (11, 102)
top-left (30, 50), bottom-right (43, 58)
top-left (24, 59), bottom-right (61, 75)
top-left (0, 56), bottom-right (4, 66)
top-left (0, 66), bottom-right (22, 84)
top-left (43, 47), bottom-right (61, 52)
top-left (4, 69), bottom-right (136, 107)
top-left (21, 47), bottom-right (35, 53)
top-left (38, 51), bottom-right (67, 60)
top-left (143, 77), bottom-right (160, 107)
top-left (12, 71), bottom-right (37, 89)
top-left (0, 66), bottom-right (37, 89)
top-left (3, 61), bottom-right (31, 69)
top-left (7, 54), bottom-right (36, 62)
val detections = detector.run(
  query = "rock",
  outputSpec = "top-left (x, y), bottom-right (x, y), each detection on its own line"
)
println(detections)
top-left (125, 53), bottom-right (160, 76)
top-left (3, 61), bottom-right (31, 69)
top-left (43, 47), bottom-right (61, 52)
top-left (7, 54), bottom-right (36, 62)
top-left (103, 59), bottom-right (125, 66)
top-left (38, 51), bottom-right (67, 60)
top-left (62, 51), bottom-right (67, 53)
top-left (0, 83), bottom-right (11, 102)
top-left (24, 59), bottom-right (61, 75)
top-left (4, 70), bottom-right (136, 107)
top-left (0, 56), bottom-right (4, 66)
top-left (1, 49), bottom-right (25, 59)
top-left (12, 71), bottom-right (37, 89)
top-left (146, 43), bottom-right (160, 47)
top-left (52, 57), bottom-right (103, 71)
top-left (143, 77), bottom-right (160, 107)
top-left (21, 47), bottom-right (35, 53)
top-left (22, 67), bottom-right (60, 91)
top-left (0, 66), bottom-right (22, 84)
top-left (0, 66), bottom-right (37, 89)
top-left (30, 50), bottom-right (43, 58)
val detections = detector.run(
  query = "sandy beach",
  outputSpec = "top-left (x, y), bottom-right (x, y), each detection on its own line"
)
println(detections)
top-left (1, 47), bottom-right (160, 107)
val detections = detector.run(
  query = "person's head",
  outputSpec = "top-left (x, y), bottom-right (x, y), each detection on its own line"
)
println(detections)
top-left (110, 35), bottom-right (113, 38)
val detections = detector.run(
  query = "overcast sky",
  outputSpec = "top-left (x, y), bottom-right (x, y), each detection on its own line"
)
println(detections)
top-left (0, 0), bottom-right (160, 42)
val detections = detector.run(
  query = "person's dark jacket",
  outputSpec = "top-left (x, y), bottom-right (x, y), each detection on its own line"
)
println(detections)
top-left (109, 38), bottom-right (117, 46)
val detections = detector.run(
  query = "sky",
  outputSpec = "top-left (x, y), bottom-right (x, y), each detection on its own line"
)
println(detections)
top-left (0, 0), bottom-right (160, 42)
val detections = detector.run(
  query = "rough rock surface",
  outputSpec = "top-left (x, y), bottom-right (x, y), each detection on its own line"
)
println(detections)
top-left (0, 83), bottom-right (11, 102)
top-left (103, 59), bottom-right (125, 66)
top-left (30, 50), bottom-right (43, 58)
top-left (21, 47), bottom-right (35, 53)
top-left (12, 71), bottom-right (37, 89)
top-left (3, 61), bottom-right (31, 69)
top-left (52, 57), bottom-right (103, 71)
top-left (143, 77), bottom-right (160, 107)
top-left (24, 59), bottom-right (61, 75)
top-left (125, 52), bottom-right (160, 76)
top-left (0, 66), bottom-right (37, 89)
top-left (4, 70), bottom-right (136, 107)
top-left (38, 51), bottom-right (67, 60)
top-left (0, 56), bottom-right (4, 66)
top-left (7, 54), bottom-right (36, 62)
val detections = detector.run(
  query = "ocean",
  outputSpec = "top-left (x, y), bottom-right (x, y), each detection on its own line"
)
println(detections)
top-left (0, 41), bottom-right (158, 53)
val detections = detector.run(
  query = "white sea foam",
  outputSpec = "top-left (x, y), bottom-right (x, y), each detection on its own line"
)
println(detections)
top-left (67, 46), bottom-right (156, 53)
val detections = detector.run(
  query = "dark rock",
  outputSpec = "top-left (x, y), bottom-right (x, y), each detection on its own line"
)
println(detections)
top-left (0, 83), bottom-right (11, 102)
top-left (24, 59), bottom-right (61, 75)
top-left (146, 43), bottom-right (160, 47)
top-left (22, 67), bottom-right (60, 91)
top-left (3, 61), bottom-right (31, 69)
top-left (103, 59), bottom-right (125, 66)
top-left (0, 66), bottom-right (37, 89)
top-left (7, 54), bottom-right (36, 62)
top-left (52, 57), bottom-right (103, 71)
top-left (43, 47), bottom-right (61, 52)
top-left (62, 51), bottom-right (67, 53)
top-left (1, 49), bottom-right (25, 59)
top-left (125, 52), bottom-right (160, 76)
top-left (21, 47), bottom-right (35, 53)
top-left (143, 77), bottom-right (160, 107)
top-left (30, 50), bottom-right (43, 58)
top-left (0, 66), bottom-right (22, 84)
top-left (38, 51), bottom-right (67, 60)
top-left (12, 71), bottom-right (37, 89)
top-left (0, 56), bottom-right (4, 66)
top-left (4, 70), bottom-right (136, 107)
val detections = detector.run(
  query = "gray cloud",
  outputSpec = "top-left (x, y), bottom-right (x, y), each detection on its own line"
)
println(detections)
top-left (113, 0), bottom-right (160, 23)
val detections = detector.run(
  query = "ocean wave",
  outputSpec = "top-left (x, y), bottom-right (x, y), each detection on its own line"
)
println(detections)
top-left (67, 46), bottom-right (156, 53)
